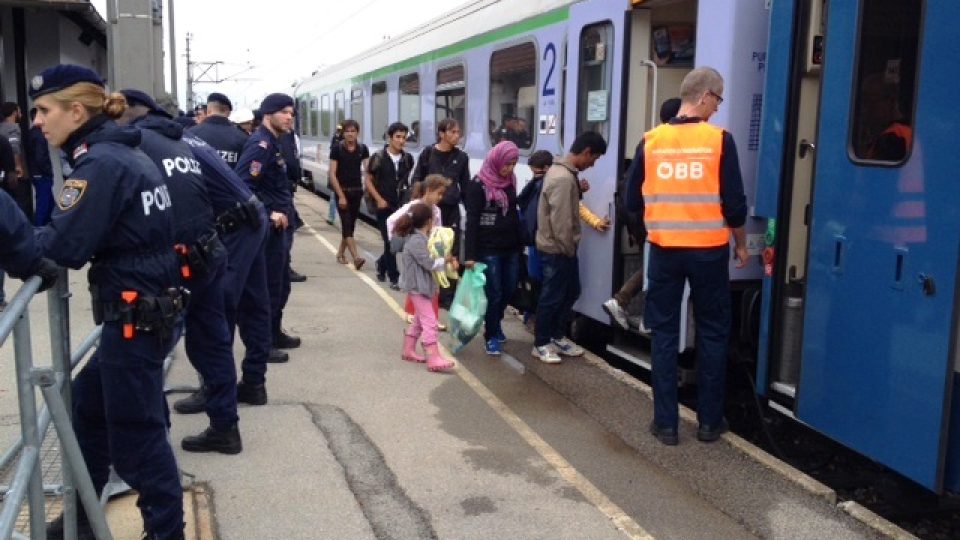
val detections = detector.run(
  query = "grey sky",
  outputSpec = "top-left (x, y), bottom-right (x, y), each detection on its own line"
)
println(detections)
top-left (91, 0), bottom-right (463, 111)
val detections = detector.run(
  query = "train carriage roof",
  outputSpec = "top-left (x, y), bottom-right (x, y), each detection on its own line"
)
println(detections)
top-left (299, 0), bottom-right (580, 90)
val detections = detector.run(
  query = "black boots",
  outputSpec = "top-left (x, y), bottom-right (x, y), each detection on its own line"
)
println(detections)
top-left (273, 329), bottom-right (301, 349)
top-left (181, 425), bottom-right (243, 454)
top-left (47, 506), bottom-right (94, 540)
top-left (172, 388), bottom-right (207, 414)
top-left (237, 381), bottom-right (267, 405)
top-left (267, 348), bottom-right (289, 363)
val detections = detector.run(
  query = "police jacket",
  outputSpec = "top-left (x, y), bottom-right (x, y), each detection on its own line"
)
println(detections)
top-left (133, 114), bottom-right (219, 245)
top-left (35, 115), bottom-right (179, 300)
top-left (0, 188), bottom-right (41, 278)
top-left (188, 115), bottom-right (247, 168)
top-left (235, 125), bottom-right (291, 215)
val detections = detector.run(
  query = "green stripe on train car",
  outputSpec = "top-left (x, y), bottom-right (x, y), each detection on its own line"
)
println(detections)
top-left (351, 6), bottom-right (570, 84)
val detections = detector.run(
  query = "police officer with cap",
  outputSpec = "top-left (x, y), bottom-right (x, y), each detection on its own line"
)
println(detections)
top-left (31, 65), bottom-right (185, 539)
top-left (236, 93), bottom-right (301, 350)
top-left (188, 92), bottom-right (248, 167)
top-left (118, 88), bottom-right (243, 455)
top-left (0, 189), bottom-right (58, 293)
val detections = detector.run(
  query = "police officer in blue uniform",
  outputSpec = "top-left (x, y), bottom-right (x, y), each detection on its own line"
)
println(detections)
top-left (0, 188), bottom-right (57, 290)
top-left (235, 93), bottom-right (301, 350)
top-left (187, 92), bottom-right (247, 168)
top-left (279, 129), bottom-right (307, 283)
top-left (32, 65), bottom-right (185, 540)
top-left (173, 132), bottom-right (278, 412)
top-left (119, 89), bottom-right (242, 455)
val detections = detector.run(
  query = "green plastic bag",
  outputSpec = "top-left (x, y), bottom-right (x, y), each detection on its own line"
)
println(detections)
top-left (447, 263), bottom-right (487, 353)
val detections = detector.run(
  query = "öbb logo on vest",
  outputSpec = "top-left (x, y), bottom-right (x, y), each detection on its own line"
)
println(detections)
top-left (161, 156), bottom-right (202, 177)
top-left (656, 160), bottom-right (705, 181)
top-left (141, 185), bottom-right (172, 216)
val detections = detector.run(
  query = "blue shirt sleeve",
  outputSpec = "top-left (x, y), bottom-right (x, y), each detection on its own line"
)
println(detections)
top-left (625, 140), bottom-right (644, 214)
top-left (720, 132), bottom-right (748, 229)
top-left (0, 189), bottom-right (40, 278)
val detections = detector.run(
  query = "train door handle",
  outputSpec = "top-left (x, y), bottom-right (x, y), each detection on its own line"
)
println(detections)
top-left (799, 139), bottom-right (816, 159)
top-left (831, 235), bottom-right (845, 274)
top-left (918, 273), bottom-right (936, 296)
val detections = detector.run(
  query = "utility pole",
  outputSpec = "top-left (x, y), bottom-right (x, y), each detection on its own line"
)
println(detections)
top-left (185, 32), bottom-right (193, 110)
top-left (168, 0), bottom-right (178, 104)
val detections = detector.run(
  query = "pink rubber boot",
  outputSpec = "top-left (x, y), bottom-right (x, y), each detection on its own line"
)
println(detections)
top-left (424, 343), bottom-right (454, 372)
top-left (402, 334), bottom-right (426, 363)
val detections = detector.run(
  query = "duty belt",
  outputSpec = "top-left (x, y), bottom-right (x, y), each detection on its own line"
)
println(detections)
top-left (174, 232), bottom-right (225, 280)
top-left (215, 197), bottom-right (261, 235)
top-left (91, 286), bottom-right (189, 339)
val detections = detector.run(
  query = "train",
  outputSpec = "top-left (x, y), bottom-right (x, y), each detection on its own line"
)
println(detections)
top-left (292, 0), bottom-right (960, 495)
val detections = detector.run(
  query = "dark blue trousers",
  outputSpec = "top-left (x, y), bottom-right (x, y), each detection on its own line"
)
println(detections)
top-left (72, 323), bottom-right (183, 539)
top-left (222, 217), bottom-right (271, 385)
top-left (32, 175), bottom-right (53, 226)
top-left (183, 260), bottom-right (238, 431)
top-left (534, 253), bottom-right (580, 347)
top-left (264, 224), bottom-right (291, 338)
top-left (480, 252), bottom-right (520, 340)
top-left (645, 245), bottom-right (731, 430)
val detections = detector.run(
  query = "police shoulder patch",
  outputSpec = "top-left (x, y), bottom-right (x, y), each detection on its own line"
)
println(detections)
top-left (250, 161), bottom-right (262, 177)
top-left (57, 179), bottom-right (87, 210)
top-left (258, 140), bottom-right (269, 150)
top-left (72, 144), bottom-right (88, 160)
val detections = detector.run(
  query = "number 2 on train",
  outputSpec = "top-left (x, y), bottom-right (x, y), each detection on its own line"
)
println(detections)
top-left (542, 43), bottom-right (557, 97)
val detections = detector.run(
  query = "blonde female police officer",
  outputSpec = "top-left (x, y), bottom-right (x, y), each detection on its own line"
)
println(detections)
top-left (32, 65), bottom-right (186, 540)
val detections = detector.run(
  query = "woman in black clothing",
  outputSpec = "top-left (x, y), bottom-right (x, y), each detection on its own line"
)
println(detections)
top-left (463, 141), bottom-right (523, 357)
top-left (329, 119), bottom-right (370, 268)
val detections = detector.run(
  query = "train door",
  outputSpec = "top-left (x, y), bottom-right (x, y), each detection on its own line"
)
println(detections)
top-left (562, 0), bottom-right (627, 323)
top-left (793, 0), bottom-right (958, 491)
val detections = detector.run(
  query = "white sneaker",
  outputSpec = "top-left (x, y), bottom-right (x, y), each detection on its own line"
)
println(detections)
top-left (532, 344), bottom-right (562, 364)
top-left (602, 298), bottom-right (629, 329)
top-left (551, 337), bottom-right (584, 357)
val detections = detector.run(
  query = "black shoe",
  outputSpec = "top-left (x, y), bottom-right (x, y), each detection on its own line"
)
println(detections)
top-left (273, 330), bottom-right (301, 349)
top-left (289, 269), bottom-right (307, 282)
top-left (649, 422), bottom-right (679, 446)
top-left (237, 381), bottom-right (267, 405)
top-left (376, 260), bottom-right (386, 282)
top-left (267, 348), bottom-right (289, 363)
top-left (389, 282), bottom-right (401, 291)
top-left (181, 425), bottom-right (243, 454)
top-left (0, 300), bottom-right (7, 312)
top-left (697, 419), bottom-right (729, 443)
top-left (47, 508), bottom-right (95, 540)
top-left (172, 389), bottom-right (207, 415)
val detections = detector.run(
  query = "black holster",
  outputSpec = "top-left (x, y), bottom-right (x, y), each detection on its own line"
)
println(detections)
top-left (215, 199), bottom-right (261, 235)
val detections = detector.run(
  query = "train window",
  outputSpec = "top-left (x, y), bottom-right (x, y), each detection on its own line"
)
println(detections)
top-left (399, 73), bottom-right (421, 145)
top-left (489, 42), bottom-right (536, 150)
top-left (320, 94), bottom-right (331, 138)
top-left (372, 81), bottom-right (388, 141)
top-left (334, 91), bottom-right (346, 129)
top-left (435, 64), bottom-right (466, 141)
top-left (577, 23), bottom-right (614, 141)
top-left (350, 88), bottom-right (364, 129)
top-left (850, 0), bottom-right (922, 164)
top-left (297, 98), bottom-right (307, 136)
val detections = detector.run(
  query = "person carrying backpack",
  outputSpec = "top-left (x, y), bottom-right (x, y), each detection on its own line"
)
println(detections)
top-left (365, 122), bottom-right (415, 289)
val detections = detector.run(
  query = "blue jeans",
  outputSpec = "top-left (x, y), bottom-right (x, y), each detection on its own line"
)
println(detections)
top-left (480, 252), bottom-right (520, 340)
top-left (376, 208), bottom-right (399, 283)
top-left (534, 253), bottom-right (580, 347)
top-left (645, 245), bottom-right (731, 430)
top-left (327, 191), bottom-right (338, 222)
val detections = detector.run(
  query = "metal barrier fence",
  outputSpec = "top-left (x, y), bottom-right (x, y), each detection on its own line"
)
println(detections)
top-left (0, 271), bottom-right (113, 540)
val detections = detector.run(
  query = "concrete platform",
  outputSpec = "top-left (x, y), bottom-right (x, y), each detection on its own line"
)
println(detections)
top-left (0, 189), bottom-right (912, 539)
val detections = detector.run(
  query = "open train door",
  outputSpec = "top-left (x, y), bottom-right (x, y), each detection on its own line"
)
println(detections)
top-left (795, 0), bottom-right (959, 491)
top-left (562, 0), bottom-right (628, 323)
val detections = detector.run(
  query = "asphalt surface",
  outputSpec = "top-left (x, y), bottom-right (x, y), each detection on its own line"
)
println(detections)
top-left (0, 190), bottom-right (893, 539)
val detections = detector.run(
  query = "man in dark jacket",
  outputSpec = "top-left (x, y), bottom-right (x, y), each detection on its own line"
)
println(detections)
top-left (365, 122), bottom-right (414, 289)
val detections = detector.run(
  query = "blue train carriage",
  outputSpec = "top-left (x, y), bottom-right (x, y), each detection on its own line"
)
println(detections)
top-left (755, 0), bottom-right (960, 493)
top-left (293, 0), bottom-right (768, 332)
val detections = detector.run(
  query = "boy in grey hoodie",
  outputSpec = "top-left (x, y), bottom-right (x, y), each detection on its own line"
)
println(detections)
top-left (532, 132), bottom-right (607, 363)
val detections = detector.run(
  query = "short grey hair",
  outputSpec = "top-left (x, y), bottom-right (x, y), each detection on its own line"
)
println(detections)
top-left (679, 67), bottom-right (724, 104)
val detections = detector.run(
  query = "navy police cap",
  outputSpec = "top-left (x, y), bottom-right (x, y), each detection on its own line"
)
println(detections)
top-left (29, 64), bottom-right (104, 99)
top-left (207, 92), bottom-right (233, 110)
top-left (120, 88), bottom-right (172, 119)
top-left (259, 93), bottom-right (294, 115)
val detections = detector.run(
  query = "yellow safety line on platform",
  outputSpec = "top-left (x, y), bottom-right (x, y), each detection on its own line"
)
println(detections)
top-left (303, 222), bottom-right (654, 540)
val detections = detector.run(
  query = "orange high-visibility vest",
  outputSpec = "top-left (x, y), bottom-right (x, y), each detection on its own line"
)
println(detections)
top-left (642, 122), bottom-right (729, 248)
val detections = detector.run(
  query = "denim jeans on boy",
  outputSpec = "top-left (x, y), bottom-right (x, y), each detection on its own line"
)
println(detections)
top-left (480, 252), bottom-right (520, 340)
top-left (645, 244), bottom-right (731, 431)
top-left (376, 208), bottom-right (399, 283)
top-left (534, 253), bottom-right (580, 347)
